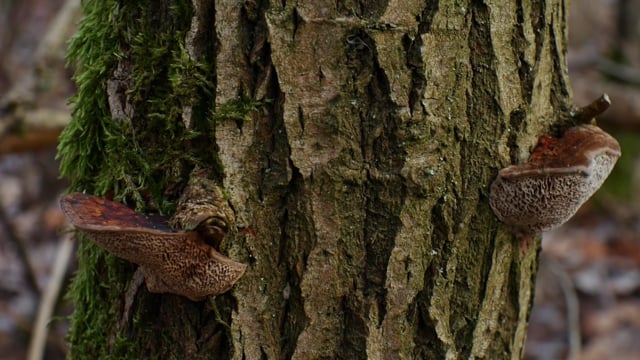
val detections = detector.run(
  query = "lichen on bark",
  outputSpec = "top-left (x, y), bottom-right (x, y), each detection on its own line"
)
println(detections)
top-left (221, 1), bottom-right (570, 359)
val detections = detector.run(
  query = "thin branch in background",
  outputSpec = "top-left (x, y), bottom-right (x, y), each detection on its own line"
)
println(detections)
top-left (548, 258), bottom-right (582, 360)
top-left (27, 233), bottom-right (74, 360)
top-left (0, 203), bottom-right (40, 296)
top-left (597, 57), bottom-right (640, 86)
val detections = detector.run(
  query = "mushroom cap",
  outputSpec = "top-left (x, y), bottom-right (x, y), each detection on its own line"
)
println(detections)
top-left (60, 192), bottom-right (176, 236)
top-left (499, 124), bottom-right (621, 178)
top-left (489, 125), bottom-right (621, 233)
top-left (60, 193), bottom-right (246, 300)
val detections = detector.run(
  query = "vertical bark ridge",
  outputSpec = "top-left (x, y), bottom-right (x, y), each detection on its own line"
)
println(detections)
top-left (278, 166), bottom-right (314, 358)
top-left (215, 1), bottom-right (295, 358)
top-left (530, 0), bottom-right (547, 72)
top-left (359, 31), bottom-right (409, 356)
top-left (267, 5), bottom-right (368, 359)
top-left (521, 0), bottom-right (557, 158)
top-left (398, 3), bottom-right (472, 358)
top-left (513, 0), bottom-right (535, 104)
top-left (403, 1), bottom-right (438, 117)
top-left (465, 2), bottom-right (539, 359)
top-left (548, 0), bottom-right (573, 118)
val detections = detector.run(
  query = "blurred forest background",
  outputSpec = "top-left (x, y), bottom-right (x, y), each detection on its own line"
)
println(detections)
top-left (1, 0), bottom-right (640, 359)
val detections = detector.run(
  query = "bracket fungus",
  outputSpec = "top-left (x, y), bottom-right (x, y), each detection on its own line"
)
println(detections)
top-left (60, 191), bottom-right (246, 301)
top-left (489, 124), bottom-right (621, 234)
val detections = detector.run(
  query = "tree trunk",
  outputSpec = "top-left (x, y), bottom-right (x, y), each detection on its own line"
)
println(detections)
top-left (59, 0), bottom-right (572, 359)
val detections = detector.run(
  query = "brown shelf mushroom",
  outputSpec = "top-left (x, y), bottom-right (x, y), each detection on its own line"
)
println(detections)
top-left (490, 124), bottom-right (621, 234)
top-left (60, 193), bottom-right (246, 301)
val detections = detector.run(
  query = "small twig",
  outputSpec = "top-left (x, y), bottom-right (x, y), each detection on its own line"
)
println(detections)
top-left (548, 259), bottom-right (581, 360)
top-left (572, 93), bottom-right (611, 123)
top-left (208, 296), bottom-right (230, 330)
top-left (118, 267), bottom-right (145, 331)
top-left (27, 233), bottom-right (74, 360)
top-left (571, 75), bottom-right (640, 131)
top-left (0, 204), bottom-right (40, 296)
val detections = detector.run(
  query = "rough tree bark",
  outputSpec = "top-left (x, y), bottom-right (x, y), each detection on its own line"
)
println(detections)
top-left (59, 0), bottom-right (572, 359)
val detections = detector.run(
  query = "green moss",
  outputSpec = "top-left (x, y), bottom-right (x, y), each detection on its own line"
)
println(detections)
top-left (212, 95), bottom-right (268, 125)
top-left (65, 240), bottom-right (135, 358)
top-left (58, 0), bottom-right (199, 210)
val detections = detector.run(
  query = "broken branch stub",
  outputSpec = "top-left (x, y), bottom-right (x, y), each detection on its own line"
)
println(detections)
top-left (490, 124), bottom-right (621, 234)
top-left (169, 167), bottom-right (235, 250)
top-left (60, 192), bottom-right (246, 301)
